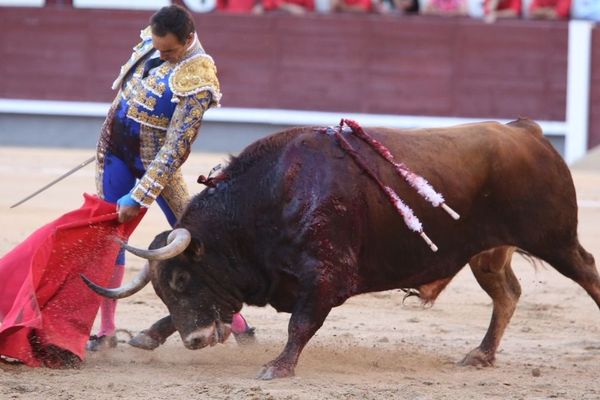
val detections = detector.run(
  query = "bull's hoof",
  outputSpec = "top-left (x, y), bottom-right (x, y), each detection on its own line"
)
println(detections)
top-left (256, 363), bottom-right (295, 380)
top-left (128, 331), bottom-right (161, 350)
top-left (459, 348), bottom-right (495, 367)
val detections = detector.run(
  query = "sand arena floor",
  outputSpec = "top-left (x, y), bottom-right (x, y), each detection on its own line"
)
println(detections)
top-left (0, 146), bottom-right (599, 399)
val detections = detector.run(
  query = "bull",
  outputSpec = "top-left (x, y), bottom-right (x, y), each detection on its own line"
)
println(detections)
top-left (84, 118), bottom-right (600, 380)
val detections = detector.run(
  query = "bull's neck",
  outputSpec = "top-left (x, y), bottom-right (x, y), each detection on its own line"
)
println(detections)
top-left (186, 165), bottom-right (279, 306)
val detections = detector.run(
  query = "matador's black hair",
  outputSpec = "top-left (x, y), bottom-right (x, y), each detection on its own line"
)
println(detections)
top-left (150, 5), bottom-right (195, 44)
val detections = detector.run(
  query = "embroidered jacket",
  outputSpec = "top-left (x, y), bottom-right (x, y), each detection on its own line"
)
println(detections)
top-left (96, 26), bottom-right (221, 208)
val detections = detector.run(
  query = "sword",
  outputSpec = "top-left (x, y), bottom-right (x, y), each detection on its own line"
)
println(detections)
top-left (10, 155), bottom-right (96, 209)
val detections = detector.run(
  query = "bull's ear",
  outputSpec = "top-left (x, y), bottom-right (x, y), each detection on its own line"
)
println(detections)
top-left (169, 268), bottom-right (191, 293)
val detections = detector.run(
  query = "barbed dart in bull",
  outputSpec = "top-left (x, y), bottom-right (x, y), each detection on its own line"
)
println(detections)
top-left (323, 126), bottom-right (439, 252)
top-left (341, 118), bottom-right (460, 221)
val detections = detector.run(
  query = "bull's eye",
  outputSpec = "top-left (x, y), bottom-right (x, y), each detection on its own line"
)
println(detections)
top-left (169, 268), bottom-right (191, 293)
top-left (193, 242), bottom-right (205, 258)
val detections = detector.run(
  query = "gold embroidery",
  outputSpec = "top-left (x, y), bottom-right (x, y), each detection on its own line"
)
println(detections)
top-left (143, 75), bottom-right (167, 96)
top-left (140, 26), bottom-right (152, 40)
top-left (121, 62), bottom-right (145, 100)
top-left (112, 43), bottom-right (154, 90)
top-left (134, 90), bottom-right (158, 110)
top-left (131, 93), bottom-right (210, 207)
top-left (121, 87), bottom-right (130, 100)
top-left (170, 56), bottom-right (220, 97)
top-left (159, 169), bottom-right (190, 219)
top-left (127, 105), bottom-right (170, 130)
top-left (155, 62), bottom-right (171, 78)
top-left (133, 61), bottom-right (145, 77)
top-left (139, 124), bottom-right (166, 167)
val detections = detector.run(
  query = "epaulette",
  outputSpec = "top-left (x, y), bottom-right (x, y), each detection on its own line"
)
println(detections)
top-left (169, 55), bottom-right (222, 102)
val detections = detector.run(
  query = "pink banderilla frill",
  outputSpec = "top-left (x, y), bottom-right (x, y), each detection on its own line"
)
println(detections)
top-left (318, 120), bottom-right (460, 252)
top-left (341, 118), bottom-right (460, 221)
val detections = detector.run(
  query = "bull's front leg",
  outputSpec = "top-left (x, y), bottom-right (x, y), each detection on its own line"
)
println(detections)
top-left (257, 295), bottom-right (332, 380)
top-left (129, 315), bottom-right (176, 350)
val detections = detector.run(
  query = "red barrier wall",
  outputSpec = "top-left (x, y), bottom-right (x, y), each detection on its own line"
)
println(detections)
top-left (1, 6), bottom-right (596, 148)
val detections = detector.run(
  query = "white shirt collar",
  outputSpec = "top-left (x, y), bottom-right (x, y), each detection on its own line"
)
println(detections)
top-left (149, 33), bottom-right (198, 59)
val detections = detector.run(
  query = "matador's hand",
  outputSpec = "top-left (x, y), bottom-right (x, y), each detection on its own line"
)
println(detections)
top-left (117, 193), bottom-right (141, 224)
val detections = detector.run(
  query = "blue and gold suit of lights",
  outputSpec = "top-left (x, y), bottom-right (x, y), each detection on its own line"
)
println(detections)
top-left (96, 26), bottom-right (221, 229)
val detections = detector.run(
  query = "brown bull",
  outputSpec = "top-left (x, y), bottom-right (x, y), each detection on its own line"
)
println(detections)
top-left (84, 118), bottom-right (600, 379)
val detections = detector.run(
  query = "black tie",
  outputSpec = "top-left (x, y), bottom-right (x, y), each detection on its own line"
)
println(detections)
top-left (142, 57), bottom-right (165, 78)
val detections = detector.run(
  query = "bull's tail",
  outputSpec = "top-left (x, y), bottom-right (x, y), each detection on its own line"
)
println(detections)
top-left (516, 248), bottom-right (544, 271)
top-left (507, 117), bottom-right (543, 137)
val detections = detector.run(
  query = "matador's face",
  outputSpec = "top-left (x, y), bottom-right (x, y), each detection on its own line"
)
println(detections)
top-left (152, 32), bottom-right (193, 64)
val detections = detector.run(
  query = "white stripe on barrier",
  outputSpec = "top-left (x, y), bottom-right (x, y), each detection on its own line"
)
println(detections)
top-left (565, 20), bottom-right (593, 165)
top-left (0, 98), bottom-right (568, 136)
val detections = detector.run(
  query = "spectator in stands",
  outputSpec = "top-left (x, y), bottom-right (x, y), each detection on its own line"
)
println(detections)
top-left (528, 0), bottom-right (571, 19)
top-left (331, 0), bottom-right (374, 13)
top-left (422, 0), bottom-right (469, 16)
top-left (217, 0), bottom-right (263, 13)
top-left (378, 0), bottom-right (419, 14)
top-left (396, 0), bottom-right (420, 13)
top-left (483, 0), bottom-right (521, 22)
top-left (571, 0), bottom-right (600, 20)
top-left (254, 0), bottom-right (315, 14)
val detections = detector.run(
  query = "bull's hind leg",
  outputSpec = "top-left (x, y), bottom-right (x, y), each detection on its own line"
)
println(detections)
top-left (541, 242), bottom-right (600, 309)
top-left (461, 246), bottom-right (520, 367)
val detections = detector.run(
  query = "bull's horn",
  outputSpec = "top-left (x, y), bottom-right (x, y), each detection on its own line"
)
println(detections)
top-left (122, 228), bottom-right (192, 260)
top-left (81, 262), bottom-right (150, 299)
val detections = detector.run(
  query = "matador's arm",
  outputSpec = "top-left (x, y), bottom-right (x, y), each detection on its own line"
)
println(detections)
top-left (131, 91), bottom-right (212, 207)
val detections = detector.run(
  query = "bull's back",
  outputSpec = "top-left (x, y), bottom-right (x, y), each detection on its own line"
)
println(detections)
top-left (257, 121), bottom-right (577, 292)
top-left (379, 120), bottom-right (578, 262)
top-left (371, 119), bottom-right (569, 199)
top-left (274, 119), bottom-right (571, 235)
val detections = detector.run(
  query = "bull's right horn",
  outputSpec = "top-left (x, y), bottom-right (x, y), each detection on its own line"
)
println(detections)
top-left (81, 262), bottom-right (151, 299)
top-left (122, 228), bottom-right (192, 260)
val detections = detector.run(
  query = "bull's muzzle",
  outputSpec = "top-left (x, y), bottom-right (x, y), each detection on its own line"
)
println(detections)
top-left (182, 321), bottom-right (231, 350)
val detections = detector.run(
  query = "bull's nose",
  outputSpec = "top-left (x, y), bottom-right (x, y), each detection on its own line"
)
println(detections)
top-left (182, 326), bottom-right (216, 349)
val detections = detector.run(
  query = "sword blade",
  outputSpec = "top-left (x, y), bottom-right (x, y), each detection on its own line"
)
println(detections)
top-left (10, 155), bottom-right (96, 209)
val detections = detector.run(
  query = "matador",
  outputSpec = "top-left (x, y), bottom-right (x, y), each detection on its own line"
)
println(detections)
top-left (90, 6), bottom-right (254, 351)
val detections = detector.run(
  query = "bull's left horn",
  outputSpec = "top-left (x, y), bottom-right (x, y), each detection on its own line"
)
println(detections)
top-left (122, 228), bottom-right (192, 260)
top-left (81, 262), bottom-right (150, 299)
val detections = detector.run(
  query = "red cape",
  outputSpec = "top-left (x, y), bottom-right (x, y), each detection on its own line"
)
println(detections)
top-left (0, 194), bottom-right (145, 367)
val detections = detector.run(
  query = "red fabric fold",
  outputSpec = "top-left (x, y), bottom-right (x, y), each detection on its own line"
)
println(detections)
top-left (0, 194), bottom-right (145, 367)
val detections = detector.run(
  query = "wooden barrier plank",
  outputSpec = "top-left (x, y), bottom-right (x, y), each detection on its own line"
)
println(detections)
top-left (0, 7), bottom-right (582, 142)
